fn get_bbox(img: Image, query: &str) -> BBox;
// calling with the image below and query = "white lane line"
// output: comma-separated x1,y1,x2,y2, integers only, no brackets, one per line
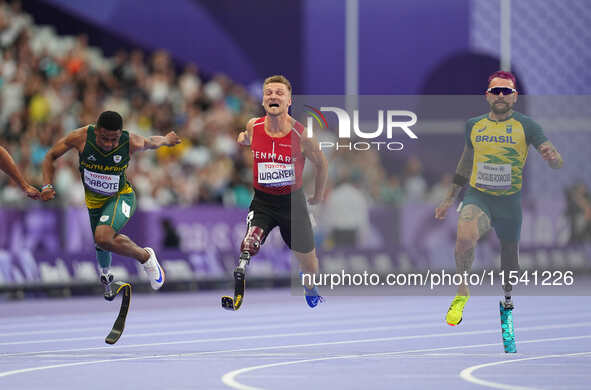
0,301,454,333
220,336,591,390
0,309,329,332
0,313,451,346
0,316,498,351
223,355,360,390
3,308,587,347
2,305,582,338
0,311,444,338
1,332,589,383
2,298,585,333
0,298,421,329
1,295,579,331
459,351,591,390
0,317,591,357
2,311,587,356
1,327,590,384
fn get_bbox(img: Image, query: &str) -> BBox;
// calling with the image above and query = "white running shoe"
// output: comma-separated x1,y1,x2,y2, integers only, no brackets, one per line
100,270,116,301
100,271,113,286
143,247,165,290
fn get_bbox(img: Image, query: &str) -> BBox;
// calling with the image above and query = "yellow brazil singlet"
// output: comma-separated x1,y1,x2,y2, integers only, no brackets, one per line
466,111,547,196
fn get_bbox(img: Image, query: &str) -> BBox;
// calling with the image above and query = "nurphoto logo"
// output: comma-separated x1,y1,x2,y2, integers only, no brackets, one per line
304,105,418,151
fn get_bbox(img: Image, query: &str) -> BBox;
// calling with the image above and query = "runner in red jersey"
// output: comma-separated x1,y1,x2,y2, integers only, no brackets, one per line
250,115,306,195
221,75,328,311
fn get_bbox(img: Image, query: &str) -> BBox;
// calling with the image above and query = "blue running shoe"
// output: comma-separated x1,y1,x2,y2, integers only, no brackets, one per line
304,286,324,308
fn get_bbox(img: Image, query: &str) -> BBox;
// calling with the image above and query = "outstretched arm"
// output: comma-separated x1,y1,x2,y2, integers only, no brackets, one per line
301,133,328,205
0,146,40,199
41,127,86,201
537,140,563,169
435,143,474,219
130,131,181,154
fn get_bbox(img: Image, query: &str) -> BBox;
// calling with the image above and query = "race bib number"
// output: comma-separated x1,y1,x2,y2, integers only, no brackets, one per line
257,162,295,187
475,163,512,190
84,169,120,195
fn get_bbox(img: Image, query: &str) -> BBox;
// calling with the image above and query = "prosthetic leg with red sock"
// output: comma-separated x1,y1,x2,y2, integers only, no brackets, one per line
222,226,265,311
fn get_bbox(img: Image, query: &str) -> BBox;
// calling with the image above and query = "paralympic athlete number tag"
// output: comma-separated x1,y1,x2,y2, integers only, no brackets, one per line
475,163,512,190
257,162,295,187
84,169,120,195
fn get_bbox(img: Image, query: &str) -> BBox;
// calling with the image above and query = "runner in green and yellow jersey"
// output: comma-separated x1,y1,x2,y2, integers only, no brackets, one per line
435,71,563,326
41,111,181,299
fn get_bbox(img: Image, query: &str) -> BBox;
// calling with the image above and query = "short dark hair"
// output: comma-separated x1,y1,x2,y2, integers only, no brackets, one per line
488,71,517,89
97,111,123,131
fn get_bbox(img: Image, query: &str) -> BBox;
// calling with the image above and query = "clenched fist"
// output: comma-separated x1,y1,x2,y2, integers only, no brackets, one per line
164,131,181,147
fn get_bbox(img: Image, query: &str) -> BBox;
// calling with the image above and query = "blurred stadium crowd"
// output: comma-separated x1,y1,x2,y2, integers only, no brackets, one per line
1,0,468,213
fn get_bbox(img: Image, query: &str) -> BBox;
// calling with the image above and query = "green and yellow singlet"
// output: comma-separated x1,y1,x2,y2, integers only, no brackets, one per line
466,111,547,196
78,125,133,209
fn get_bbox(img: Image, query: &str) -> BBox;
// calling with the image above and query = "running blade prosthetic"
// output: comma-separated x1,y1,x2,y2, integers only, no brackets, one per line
222,252,249,311
499,300,516,353
105,281,132,345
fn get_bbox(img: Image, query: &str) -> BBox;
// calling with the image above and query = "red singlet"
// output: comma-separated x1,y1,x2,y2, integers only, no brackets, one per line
251,116,305,195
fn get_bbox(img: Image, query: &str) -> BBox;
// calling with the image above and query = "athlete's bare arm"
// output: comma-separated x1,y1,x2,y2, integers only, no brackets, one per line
537,140,563,169
435,144,474,219
237,118,257,147
41,127,88,201
0,145,40,200
455,144,475,179
572,187,591,220
301,133,328,205
129,131,181,154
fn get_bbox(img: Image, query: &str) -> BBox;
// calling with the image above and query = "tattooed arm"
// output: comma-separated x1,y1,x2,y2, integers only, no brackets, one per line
449,144,474,199
435,144,474,219
537,140,563,169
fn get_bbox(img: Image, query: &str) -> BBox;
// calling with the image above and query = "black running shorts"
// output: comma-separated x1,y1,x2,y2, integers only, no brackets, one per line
247,188,315,253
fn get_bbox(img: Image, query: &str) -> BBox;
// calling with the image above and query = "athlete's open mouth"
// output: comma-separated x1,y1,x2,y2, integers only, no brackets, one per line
269,103,280,108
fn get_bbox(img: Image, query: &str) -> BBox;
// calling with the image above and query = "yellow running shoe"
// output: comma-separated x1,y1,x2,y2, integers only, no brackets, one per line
446,295,469,326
